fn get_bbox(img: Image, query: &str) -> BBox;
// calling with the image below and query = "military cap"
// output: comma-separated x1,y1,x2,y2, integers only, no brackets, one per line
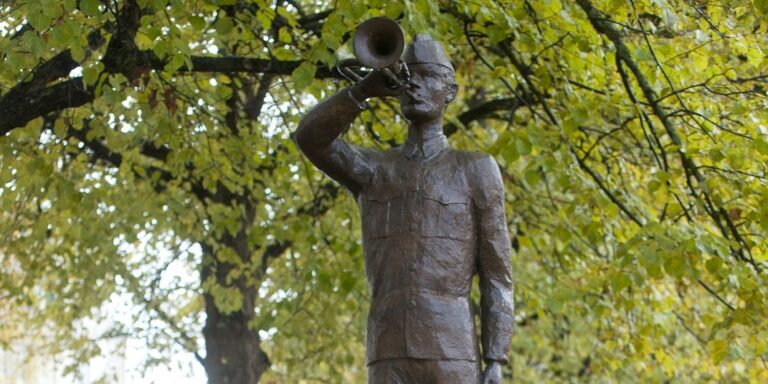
403,34,454,72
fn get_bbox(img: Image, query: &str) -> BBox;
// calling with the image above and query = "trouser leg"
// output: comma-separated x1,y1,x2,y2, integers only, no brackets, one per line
432,360,481,384
368,359,414,384
369,359,480,384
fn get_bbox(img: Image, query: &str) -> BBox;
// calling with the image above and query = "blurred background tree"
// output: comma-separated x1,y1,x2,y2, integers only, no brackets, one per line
1,0,767,382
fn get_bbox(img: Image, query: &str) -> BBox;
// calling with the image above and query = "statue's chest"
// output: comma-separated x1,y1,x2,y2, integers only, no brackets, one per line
359,156,474,242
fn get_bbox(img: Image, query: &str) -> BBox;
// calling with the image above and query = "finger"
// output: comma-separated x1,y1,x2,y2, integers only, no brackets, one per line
381,70,397,83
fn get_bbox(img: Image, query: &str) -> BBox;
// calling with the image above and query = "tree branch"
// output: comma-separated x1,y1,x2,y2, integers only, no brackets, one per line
0,1,339,137
575,0,760,272
181,56,341,78
0,79,94,136
444,96,532,137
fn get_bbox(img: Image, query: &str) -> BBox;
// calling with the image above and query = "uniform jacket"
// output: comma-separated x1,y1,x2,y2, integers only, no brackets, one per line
295,91,514,366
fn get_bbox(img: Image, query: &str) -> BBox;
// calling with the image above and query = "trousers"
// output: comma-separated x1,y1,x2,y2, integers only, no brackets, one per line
368,359,480,384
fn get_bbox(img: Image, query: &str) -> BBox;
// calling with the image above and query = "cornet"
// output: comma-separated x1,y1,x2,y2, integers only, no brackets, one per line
337,17,410,88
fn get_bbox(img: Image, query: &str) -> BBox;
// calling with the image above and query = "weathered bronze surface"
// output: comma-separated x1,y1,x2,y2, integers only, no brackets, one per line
295,31,513,384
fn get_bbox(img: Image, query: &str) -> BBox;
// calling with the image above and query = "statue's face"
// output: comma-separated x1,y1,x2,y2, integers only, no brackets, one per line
398,64,456,122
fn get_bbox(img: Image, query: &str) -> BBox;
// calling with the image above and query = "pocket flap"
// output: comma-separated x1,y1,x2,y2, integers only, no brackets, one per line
424,187,469,205
364,182,408,202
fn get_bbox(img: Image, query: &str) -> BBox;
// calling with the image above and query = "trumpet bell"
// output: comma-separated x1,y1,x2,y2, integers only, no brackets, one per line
353,17,405,69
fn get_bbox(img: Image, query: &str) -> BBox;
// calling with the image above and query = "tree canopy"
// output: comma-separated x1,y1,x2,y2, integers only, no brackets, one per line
1,0,767,382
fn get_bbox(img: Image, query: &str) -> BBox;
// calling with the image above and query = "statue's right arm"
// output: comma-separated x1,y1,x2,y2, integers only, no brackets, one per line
295,86,374,196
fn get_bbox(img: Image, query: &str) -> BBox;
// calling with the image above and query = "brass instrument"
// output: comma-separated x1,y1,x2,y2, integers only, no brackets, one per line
337,17,410,87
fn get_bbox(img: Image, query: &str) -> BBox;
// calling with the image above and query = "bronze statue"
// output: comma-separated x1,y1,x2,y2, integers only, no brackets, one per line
295,20,513,384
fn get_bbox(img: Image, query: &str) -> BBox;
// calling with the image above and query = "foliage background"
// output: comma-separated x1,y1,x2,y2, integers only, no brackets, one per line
1,0,767,382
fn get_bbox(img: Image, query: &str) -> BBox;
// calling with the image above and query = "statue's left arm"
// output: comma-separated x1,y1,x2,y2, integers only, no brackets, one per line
475,155,514,365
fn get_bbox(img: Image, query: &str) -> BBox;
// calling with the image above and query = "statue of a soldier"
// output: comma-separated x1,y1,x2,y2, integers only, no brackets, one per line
295,32,514,384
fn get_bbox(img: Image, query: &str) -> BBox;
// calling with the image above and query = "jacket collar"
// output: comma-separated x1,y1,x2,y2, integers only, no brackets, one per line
401,134,449,160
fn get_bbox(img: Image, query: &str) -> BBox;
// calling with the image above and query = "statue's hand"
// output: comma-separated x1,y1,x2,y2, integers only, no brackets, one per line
481,361,503,384
352,69,409,99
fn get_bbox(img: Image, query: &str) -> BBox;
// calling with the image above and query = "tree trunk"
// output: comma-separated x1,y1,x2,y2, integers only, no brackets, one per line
202,290,270,383
200,231,269,383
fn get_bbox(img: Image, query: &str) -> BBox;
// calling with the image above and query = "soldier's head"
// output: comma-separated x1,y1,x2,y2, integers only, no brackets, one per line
398,34,458,123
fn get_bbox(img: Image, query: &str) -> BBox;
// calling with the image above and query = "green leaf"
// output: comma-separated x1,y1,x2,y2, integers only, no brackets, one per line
63,0,76,11
27,10,52,31
153,40,170,58
562,117,578,135
211,284,244,314
80,0,100,16
278,27,292,44
276,6,297,27
134,33,154,50
754,138,768,155
256,10,273,30
52,22,75,45
570,107,589,124
708,338,729,364
515,136,532,156
189,16,206,31
164,54,186,73
214,16,235,35
22,34,46,58
83,67,101,85
384,2,405,19
756,0,768,14
70,43,85,62
524,168,541,186
705,257,723,274
292,62,316,90
610,272,632,292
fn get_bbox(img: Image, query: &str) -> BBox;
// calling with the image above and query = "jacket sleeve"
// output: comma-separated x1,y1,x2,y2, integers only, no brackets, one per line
294,88,374,195
474,155,514,363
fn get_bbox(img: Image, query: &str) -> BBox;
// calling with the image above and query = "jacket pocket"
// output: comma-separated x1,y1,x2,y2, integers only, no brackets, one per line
422,188,473,241
362,183,406,240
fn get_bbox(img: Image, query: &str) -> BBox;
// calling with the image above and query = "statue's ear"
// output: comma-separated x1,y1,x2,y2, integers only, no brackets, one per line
446,83,458,103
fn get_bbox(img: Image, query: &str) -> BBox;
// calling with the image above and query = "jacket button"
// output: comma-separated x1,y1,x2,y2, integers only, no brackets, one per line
409,300,416,308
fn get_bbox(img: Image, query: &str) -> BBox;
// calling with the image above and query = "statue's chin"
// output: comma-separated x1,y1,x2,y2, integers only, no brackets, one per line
401,105,440,123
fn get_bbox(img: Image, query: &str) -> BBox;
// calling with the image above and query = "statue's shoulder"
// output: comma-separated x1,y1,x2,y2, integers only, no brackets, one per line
446,149,502,189
446,148,497,169
348,144,395,162
376,146,405,161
